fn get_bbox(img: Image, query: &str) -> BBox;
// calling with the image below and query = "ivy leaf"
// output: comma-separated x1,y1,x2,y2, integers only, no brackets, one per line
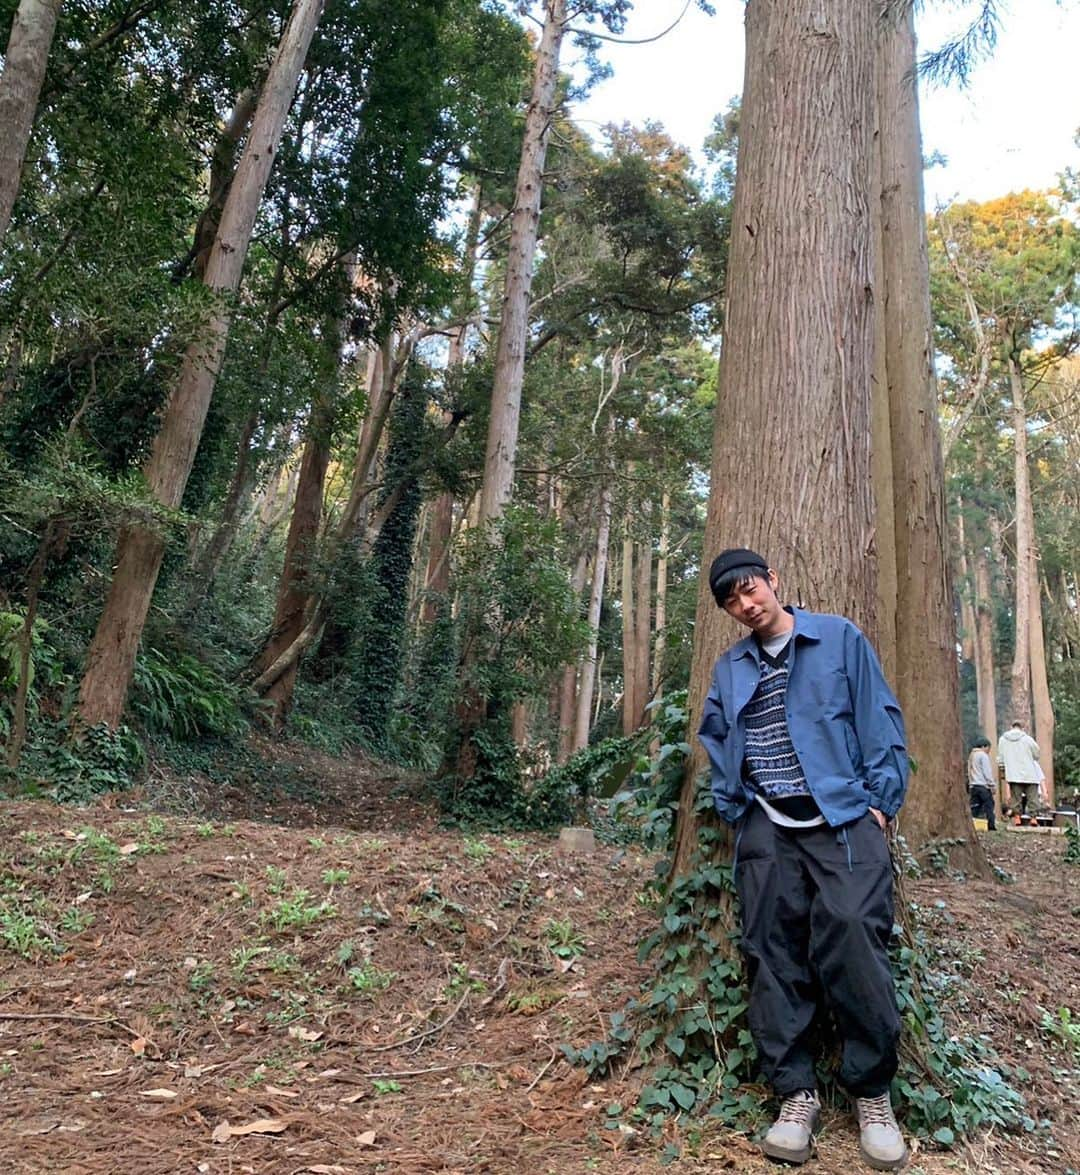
933,1126,955,1146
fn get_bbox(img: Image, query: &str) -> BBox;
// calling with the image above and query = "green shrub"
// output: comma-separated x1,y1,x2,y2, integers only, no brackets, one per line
131,646,248,738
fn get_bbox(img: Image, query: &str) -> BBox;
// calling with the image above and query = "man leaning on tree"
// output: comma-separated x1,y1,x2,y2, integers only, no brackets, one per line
698,548,909,1171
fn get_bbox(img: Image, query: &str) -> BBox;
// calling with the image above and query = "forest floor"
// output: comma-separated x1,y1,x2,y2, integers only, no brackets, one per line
0,740,1078,1175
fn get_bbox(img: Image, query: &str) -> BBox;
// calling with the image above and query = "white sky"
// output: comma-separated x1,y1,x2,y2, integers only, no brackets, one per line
571,1,1080,209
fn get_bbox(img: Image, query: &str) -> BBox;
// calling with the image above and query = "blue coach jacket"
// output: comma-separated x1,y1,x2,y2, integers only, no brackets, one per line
697,607,908,827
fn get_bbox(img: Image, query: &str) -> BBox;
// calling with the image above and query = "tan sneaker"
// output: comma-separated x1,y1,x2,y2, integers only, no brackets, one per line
762,1089,819,1164
854,1092,908,1170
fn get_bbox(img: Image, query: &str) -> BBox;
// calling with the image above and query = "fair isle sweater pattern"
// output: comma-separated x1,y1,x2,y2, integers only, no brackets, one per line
741,651,813,802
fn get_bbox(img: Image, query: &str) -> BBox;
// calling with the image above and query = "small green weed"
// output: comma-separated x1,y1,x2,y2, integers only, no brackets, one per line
265,866,288,894
544,918,586,959
463,836,492,863
196,823,216,838
59,906,94,934
372,1079,402,1095
443,963,486,999
347,963,396,997
0,904,52,957
262,890,334,932
321,868,350,887
188,962,216,992
1039,1005,1080,1062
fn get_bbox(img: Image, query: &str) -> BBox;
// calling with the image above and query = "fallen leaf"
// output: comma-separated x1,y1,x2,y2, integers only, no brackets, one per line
211,1117,289,1143
119,842,140,855
184,1065,203,1078
74,891,92,905
140,1088,177,1099
96,1068,124,1077
338,1090,366,1104
316,1068,340,1078
306,1167,350,1174
288,1026,322,1043
130,1038,147,1056
263,1085,298,1098
356,1131,376,1147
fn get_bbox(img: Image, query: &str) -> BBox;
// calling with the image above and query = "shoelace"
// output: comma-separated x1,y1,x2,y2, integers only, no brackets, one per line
857,1093,897,1128
777,1091,818,1126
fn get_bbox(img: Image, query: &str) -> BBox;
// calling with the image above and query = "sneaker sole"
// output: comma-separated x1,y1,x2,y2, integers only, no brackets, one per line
762,1138,813,1164
858,1141,909,1171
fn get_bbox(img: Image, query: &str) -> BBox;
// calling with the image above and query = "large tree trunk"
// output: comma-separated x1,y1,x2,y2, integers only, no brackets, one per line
76,0,325,728
1008,355,1033,728
573,475,613,753
673,0,878,885
476,0,566,522
254,392,334,727
0,0,62,242
877,0,986,872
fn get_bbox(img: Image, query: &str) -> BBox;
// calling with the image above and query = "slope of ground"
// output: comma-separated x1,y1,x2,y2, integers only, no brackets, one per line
0,752,1077,1174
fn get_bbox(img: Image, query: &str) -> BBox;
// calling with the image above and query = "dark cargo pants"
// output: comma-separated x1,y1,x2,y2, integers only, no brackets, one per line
733,802,900,1098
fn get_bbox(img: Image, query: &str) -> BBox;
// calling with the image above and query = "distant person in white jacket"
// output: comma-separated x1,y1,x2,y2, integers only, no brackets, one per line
998,722,1042,816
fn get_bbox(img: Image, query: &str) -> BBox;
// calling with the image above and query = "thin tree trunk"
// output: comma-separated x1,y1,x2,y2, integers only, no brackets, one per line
178,86,260,282
956,506,975,662
476,0,566,522
973,540,997,749
254,390,334,727
652,490,670,702
76,0,326,728
877,0,986,872
620,525,637,737
556,550,589,763
1008,354,1033,729
574,476,613,753
1026,518,1055,805
0,0,62,243
673,0,878,887
634,521,652,725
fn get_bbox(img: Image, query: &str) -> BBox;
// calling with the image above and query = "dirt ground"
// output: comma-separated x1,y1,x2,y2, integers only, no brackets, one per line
0,744,1078,1175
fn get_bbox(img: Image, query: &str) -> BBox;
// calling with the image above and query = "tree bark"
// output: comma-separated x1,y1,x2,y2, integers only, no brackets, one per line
573,471,613,753
254,392,334,727
877,0,986,872
972,539,997,750
652,490,670,702
620,526,637,737
1026,521,1055,804
0,0,62,242
1007,354,1033,729
476,0,566,522
556,550,589,763
673,0,878,885
634,523,652,725
76,0,326,727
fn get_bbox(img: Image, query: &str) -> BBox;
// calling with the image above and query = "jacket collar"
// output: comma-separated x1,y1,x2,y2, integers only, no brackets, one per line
732,606,822,663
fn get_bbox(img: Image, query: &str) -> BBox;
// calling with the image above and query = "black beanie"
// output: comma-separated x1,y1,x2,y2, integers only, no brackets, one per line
708,548,768,603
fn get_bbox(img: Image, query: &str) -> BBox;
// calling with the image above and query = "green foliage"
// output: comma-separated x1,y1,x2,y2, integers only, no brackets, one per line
131,647,248,739
440,506,590,826
534,735,636,826
1064,824,1080,865
20,720,146,804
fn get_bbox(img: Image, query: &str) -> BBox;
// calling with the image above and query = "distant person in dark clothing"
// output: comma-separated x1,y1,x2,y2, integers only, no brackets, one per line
967,736,997,831
698,549,908,1171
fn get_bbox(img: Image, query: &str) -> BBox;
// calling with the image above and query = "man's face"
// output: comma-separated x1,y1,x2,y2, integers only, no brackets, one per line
722,569,786,635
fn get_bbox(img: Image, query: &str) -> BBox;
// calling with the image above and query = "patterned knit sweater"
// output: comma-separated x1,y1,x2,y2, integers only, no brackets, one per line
742,641,822,823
